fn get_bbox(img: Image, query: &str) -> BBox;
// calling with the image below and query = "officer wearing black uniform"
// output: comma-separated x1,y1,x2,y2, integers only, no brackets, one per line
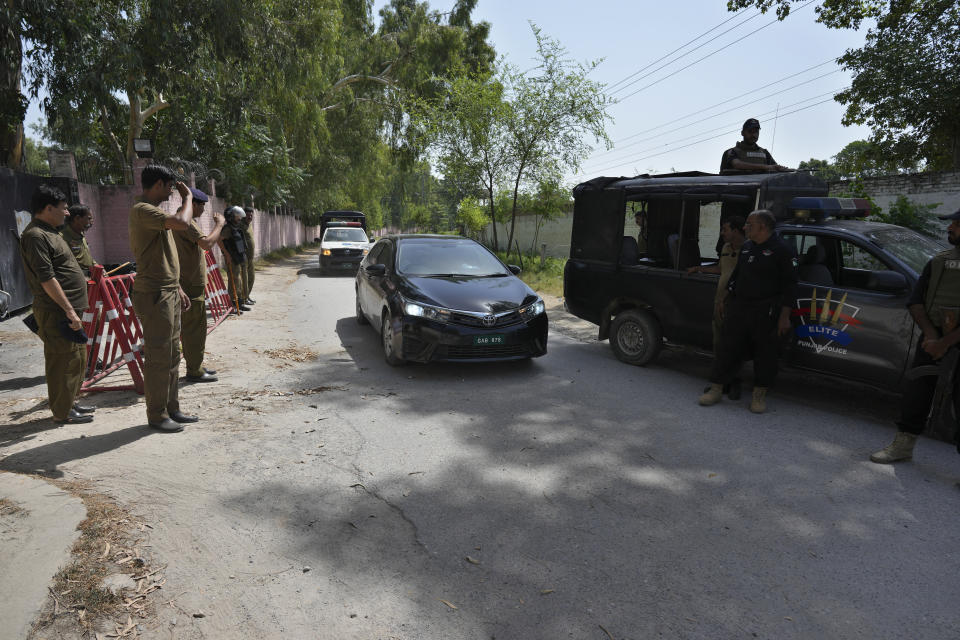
699,209,797,413
871,208,960,464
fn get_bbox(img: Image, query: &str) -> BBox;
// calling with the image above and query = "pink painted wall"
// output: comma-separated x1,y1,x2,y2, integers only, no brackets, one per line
78,176,320,266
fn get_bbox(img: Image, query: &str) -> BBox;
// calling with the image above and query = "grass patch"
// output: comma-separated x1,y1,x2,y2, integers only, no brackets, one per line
257,243,310,265
495,251,566,298
31,479,165,637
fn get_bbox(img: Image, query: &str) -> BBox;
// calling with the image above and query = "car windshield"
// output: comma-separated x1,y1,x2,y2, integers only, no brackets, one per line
323,228,368,242
397,239,509,277
864,227,946,274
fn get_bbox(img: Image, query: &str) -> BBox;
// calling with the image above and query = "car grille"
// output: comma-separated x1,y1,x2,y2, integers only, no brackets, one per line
330,248,363,257
443,344,531,359
449,309,523,328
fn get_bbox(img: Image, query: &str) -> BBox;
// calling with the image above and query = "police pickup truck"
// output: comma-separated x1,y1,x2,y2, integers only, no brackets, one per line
319,212,371,273
563,171,946,393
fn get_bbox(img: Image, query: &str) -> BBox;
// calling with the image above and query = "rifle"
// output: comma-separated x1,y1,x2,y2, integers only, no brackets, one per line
905,347,960,450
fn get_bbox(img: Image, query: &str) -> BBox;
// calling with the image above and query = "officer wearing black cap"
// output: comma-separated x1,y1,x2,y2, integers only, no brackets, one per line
720,119,789,174
699,209,798,413
871,208,960,464
172,187,225,383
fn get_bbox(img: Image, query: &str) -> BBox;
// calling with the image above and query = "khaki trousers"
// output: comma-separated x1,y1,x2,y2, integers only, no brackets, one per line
227,260,248,306
244,252,255,298
180,290,207,377
34,306,86,421
133,288,181,423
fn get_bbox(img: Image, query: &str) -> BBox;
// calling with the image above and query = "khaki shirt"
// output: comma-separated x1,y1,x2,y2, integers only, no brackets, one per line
19,219,89,313
172,221,208,295
129,199,180,292
241,223,255,255
715,242,739,306
60,224,95,274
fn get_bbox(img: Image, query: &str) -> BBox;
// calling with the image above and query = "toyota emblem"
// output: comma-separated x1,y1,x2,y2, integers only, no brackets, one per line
482,314,496,327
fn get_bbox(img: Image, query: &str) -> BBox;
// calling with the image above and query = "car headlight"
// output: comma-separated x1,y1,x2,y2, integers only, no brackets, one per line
322,249,331,256
363,248,369,255
403,300,451,323
519,299,545,321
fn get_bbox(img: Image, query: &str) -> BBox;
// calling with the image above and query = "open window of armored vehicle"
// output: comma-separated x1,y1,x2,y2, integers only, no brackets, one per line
570,171,829,270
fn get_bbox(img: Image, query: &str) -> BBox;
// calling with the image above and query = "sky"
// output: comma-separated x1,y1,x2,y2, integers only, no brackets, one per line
374,0,873,182
25,0,873,184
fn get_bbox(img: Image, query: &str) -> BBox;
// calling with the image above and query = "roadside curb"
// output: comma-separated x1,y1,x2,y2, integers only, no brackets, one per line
540,293,598,343
0,471,86,640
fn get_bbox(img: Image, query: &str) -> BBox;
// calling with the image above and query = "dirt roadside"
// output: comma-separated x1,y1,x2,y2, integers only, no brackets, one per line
0,254,598,639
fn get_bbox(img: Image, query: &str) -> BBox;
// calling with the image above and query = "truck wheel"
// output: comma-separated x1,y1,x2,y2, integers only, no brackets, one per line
609,309,662,366
381,313,405,366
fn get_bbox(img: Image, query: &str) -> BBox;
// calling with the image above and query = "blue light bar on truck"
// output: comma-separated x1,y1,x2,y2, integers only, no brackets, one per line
787,197,871,222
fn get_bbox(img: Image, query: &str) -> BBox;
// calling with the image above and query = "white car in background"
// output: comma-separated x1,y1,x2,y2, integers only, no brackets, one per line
319,223,371,273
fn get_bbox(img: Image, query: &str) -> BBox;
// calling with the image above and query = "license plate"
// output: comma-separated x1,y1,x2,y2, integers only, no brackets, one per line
473,334,504,346
340,262,354,268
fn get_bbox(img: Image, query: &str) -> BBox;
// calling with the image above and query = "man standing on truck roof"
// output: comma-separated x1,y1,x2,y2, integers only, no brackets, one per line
719,119,789,174
699,210,797,413
870,209,960,464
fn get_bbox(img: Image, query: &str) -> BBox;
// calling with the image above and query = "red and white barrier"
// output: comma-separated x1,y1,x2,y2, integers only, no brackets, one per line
204,251,233,332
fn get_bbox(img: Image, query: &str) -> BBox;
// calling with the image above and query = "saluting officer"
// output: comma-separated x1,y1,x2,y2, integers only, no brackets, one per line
19,184,94,424
60,204,99,277
241,207,256,306
871,208,960,464
129,165,198,432
172,187,226,383
699,209,798,413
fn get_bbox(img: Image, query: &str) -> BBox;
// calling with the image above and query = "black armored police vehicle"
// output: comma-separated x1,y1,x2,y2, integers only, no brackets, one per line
563,171,946,394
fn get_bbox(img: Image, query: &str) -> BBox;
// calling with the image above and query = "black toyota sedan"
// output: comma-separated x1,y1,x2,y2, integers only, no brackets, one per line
355,235,548,364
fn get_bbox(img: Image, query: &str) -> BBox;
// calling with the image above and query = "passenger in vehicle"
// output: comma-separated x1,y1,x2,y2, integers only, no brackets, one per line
698,210,797,413
871,209,960,465
719,119,789,174
634,209,647,255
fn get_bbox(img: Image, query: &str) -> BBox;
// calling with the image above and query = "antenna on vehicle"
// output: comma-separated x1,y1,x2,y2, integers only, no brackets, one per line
770,102,780,151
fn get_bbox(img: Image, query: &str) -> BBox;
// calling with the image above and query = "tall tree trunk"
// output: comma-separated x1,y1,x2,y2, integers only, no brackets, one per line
486,181,499,251
123,89,170,183
1,10,24,169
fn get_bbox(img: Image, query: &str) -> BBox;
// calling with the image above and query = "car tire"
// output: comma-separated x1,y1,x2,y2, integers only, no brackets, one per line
356,291,368,325
381,313,405,366
609,309,662,366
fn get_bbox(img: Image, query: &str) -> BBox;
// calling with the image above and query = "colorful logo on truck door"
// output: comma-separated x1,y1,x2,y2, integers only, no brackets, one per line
793,288,863,355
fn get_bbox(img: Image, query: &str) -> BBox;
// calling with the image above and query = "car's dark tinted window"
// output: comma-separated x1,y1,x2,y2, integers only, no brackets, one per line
396,239,508,276
367,240,386,264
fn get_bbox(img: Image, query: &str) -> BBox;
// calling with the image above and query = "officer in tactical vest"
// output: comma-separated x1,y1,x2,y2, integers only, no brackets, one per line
19,184,94,424
720,118,789,174
129,165,198,432
60,204,99,277
219,206,249,313
871,208,960,463
172,187,226,383
241,207,256,306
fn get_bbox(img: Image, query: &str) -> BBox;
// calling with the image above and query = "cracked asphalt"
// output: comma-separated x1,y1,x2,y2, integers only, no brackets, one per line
2,252,960,639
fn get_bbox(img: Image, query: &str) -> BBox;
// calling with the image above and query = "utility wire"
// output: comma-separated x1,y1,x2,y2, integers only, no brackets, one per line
581,89,845,170
606,9,762,94
609,57,839,146
577,96,837,177
592,72,842,162
615,0,817,103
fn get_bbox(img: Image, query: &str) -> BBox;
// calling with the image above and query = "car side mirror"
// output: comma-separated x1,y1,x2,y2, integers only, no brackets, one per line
365,264,387,276
867,270,907,292
508,264,522,275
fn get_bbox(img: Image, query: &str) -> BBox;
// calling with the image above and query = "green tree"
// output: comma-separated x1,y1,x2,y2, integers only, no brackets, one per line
726,0,960,171
501,26,611,252
456,196,488,237
870,195,941,237
797,158,841,182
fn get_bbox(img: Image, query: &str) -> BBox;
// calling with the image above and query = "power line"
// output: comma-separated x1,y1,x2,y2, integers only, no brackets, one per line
576,96,838,177
615,0,817,103
592,71,842,162
581,89,845,170
606,9,762,94
609,57,839,146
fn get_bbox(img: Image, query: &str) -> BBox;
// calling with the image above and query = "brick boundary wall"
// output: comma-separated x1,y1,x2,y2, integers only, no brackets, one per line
828,171,960,217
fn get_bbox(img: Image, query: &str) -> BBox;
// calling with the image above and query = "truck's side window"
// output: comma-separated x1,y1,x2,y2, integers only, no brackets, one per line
838,239,896,291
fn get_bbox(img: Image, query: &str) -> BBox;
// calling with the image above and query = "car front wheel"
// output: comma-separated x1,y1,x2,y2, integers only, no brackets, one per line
381,313,405,366
609,309,662,366
356,290,368,325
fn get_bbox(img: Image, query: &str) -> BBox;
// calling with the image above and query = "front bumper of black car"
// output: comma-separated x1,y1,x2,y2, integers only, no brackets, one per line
392,313,548,363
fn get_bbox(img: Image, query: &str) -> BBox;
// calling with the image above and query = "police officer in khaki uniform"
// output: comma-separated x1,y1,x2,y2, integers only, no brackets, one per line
129,165,198,432
60,204,99,277
19,184,94,424
172,187,225,383
720,119,790,174
241,207,256,306
871,209,960,463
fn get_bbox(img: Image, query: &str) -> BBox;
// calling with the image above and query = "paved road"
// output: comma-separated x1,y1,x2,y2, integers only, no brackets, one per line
2,254,960,639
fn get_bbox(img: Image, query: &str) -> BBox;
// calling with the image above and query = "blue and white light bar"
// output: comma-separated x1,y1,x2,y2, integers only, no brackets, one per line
788,197,871,221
